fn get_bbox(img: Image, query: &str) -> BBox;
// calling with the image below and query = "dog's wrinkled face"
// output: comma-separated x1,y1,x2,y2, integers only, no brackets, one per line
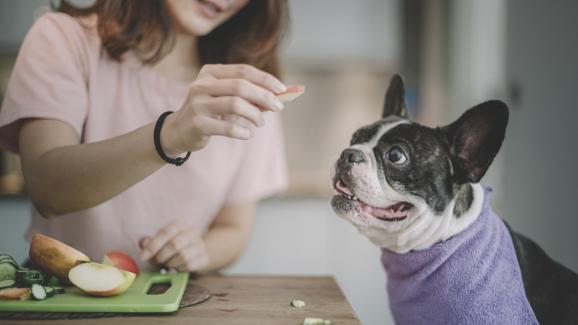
332,118,453,226
331,75,509,252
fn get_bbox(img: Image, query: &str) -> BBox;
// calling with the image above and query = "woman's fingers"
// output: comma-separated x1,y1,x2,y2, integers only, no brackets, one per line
152,230,191,264
167,63,286,152
195,78,283,112
140,219,184,261
206,96,264,127
139,237,152,249
140,220,208,271
196,115,253,140
165,242,209,272
199,64,286,95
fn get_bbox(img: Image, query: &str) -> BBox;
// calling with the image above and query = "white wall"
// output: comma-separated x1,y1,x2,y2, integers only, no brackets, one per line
283,0,401,66
447,0,508,210
501,0,578,272
447,0,578,274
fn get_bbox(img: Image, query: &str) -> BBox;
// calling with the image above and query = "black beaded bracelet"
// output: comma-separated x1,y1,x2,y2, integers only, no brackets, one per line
153,111,191,166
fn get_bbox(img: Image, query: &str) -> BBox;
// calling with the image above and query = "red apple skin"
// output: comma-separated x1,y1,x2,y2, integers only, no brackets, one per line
102,251,140,275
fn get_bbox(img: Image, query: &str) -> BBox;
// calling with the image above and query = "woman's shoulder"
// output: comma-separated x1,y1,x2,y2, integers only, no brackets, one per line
30,12,100,52
23,12,102,76
35,11,98,31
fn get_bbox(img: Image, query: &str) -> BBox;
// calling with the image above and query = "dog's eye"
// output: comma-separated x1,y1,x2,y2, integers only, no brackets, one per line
387,146,407,165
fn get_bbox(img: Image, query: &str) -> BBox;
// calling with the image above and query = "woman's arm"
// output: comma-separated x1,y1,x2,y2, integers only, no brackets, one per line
201,202,255,272
18,64,285,218
139,202,256,273
19,118,166,218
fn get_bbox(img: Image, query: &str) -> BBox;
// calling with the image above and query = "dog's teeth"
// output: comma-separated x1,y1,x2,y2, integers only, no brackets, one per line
352,196,357,201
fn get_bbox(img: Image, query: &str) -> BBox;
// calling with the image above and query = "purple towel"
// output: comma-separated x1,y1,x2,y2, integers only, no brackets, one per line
381,188,538,324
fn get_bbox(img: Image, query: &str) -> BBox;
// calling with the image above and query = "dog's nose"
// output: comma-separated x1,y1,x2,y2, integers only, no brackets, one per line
341,148,366,164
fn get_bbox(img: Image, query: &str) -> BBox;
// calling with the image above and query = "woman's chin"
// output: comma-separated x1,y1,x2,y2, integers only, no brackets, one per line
175,18,217,37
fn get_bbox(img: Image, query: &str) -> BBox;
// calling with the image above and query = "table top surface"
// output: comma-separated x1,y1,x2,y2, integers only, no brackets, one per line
3,275,361,325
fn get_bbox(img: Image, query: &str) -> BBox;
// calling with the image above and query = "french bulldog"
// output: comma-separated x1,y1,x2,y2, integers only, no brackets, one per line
331,74,578,324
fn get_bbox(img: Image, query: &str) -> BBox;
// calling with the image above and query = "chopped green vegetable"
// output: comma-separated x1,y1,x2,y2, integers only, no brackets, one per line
0,255,18,266
291,299,306,308
0,255,64,301
302,318,332,325
46,276,62,287
0,262,17,281
51,286,66,294
0,279,15,289
31,284,46,300
44,286,56,297
16,269,44,286
0,254,15,261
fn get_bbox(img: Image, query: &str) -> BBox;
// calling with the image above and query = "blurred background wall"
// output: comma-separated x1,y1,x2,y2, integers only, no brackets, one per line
1,1,577,324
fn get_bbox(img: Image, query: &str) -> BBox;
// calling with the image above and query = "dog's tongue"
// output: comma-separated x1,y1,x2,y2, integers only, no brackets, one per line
360,202,409,219
336,180,353,196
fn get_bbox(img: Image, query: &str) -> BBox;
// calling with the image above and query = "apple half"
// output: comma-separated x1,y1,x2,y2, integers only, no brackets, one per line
69,262,136,297
103,251,140,275
29,233,90,281
0,287,31,300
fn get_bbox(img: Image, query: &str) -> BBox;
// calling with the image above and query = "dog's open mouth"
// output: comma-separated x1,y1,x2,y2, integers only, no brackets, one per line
334,179,413,222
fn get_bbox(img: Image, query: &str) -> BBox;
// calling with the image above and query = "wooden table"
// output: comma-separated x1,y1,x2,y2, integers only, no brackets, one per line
4,275,360,325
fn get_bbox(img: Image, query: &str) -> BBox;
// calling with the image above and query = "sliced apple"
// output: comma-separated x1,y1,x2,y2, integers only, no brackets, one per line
276,84,305,102
69,262,135,297
103,251,140,275
0,287,31,300
29,233,90,281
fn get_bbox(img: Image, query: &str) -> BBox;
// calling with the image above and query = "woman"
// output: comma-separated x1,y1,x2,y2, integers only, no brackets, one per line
0,0,289,273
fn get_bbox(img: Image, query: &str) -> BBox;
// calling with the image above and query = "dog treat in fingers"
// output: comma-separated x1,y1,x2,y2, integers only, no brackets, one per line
276,85,305,102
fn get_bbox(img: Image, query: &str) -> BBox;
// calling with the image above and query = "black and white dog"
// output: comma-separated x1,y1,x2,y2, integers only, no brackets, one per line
331,75,578,324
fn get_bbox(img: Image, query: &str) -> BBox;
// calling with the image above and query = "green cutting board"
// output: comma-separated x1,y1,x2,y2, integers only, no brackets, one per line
0,271,189,313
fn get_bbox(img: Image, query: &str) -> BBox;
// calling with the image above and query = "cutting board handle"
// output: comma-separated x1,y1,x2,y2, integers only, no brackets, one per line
143,274,189,296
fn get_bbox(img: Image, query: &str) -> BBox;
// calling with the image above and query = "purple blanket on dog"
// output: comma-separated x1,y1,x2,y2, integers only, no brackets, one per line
381,188,538,324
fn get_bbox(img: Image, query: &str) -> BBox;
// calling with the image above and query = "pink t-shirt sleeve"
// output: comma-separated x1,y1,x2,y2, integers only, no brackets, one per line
0,13,89,152
224,112,289,205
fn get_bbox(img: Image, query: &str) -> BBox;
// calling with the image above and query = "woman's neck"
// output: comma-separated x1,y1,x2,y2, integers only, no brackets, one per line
151,32,200,83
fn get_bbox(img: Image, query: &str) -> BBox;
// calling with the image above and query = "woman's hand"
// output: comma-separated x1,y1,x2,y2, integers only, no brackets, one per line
140,219,210,272
161,64,287,156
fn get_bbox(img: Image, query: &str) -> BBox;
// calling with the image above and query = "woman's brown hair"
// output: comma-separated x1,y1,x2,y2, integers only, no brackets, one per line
57,0,289,77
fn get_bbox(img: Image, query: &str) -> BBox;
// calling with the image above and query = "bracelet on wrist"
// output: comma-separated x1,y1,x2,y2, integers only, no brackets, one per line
153,111,191,166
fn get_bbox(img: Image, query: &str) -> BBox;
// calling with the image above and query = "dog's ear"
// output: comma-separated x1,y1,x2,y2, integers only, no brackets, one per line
442,100,509,184
383,74,409,119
